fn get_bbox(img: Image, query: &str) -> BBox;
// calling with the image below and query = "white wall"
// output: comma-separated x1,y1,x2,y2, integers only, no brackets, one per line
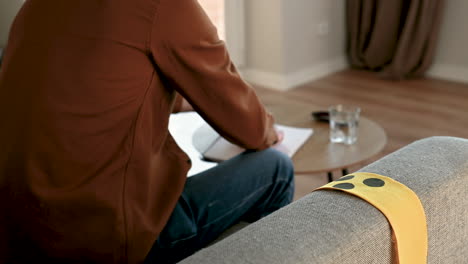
0,0,23,48
428,0,468,84
282,0,345,74
244,0,285,75
242,0,347,91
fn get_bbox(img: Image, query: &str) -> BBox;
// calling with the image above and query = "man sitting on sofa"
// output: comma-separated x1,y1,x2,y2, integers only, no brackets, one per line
0,0,294,263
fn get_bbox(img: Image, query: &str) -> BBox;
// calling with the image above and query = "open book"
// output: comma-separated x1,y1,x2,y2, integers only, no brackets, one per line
169,112,217,176
169,112,313,176
197,123,313,162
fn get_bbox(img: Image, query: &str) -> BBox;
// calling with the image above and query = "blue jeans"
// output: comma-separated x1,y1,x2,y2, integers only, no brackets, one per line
144,148,295,263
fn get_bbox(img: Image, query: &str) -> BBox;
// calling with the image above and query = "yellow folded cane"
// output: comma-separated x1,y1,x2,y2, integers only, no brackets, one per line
315,172,427,264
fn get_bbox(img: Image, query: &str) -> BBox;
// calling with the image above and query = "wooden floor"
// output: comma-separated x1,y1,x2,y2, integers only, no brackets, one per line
253,69,468,200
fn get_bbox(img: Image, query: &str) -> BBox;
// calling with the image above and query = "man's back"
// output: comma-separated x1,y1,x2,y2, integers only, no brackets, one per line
0,1,188,262
0,0,277,262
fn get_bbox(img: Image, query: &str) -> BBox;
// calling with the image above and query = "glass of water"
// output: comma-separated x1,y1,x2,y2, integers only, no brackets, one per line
328,105,361,145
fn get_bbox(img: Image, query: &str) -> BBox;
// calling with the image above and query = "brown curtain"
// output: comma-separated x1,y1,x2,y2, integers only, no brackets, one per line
347,0,445,79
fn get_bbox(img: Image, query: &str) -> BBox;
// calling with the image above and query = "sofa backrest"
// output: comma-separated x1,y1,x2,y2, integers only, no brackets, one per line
180,137,468,264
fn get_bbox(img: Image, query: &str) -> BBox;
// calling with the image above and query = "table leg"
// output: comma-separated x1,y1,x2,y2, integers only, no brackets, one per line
342,168,349,176
327,172,333,182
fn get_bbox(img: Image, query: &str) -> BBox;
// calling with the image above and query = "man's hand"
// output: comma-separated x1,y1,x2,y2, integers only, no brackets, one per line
274,129,284,146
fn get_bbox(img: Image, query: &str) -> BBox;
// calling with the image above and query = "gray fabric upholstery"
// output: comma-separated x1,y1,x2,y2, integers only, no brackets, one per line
180,136,468,264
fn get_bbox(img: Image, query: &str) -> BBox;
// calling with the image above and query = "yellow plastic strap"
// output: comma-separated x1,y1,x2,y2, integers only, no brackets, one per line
315,172,427,264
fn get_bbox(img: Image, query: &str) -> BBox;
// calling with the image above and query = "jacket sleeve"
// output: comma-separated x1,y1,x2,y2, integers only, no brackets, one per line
171,93,184,113
150,0,277,150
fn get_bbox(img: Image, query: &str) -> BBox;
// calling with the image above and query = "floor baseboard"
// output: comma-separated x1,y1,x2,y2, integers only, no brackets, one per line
427,63,468,84
242,57,347,91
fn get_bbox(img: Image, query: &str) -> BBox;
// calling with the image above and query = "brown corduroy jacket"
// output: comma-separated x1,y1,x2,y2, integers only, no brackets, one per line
0,0,277,263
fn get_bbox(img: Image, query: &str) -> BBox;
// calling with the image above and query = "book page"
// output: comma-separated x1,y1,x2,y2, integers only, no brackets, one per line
169,112,217,176
273,124,314,157
203,124,313,161
202,137,245,162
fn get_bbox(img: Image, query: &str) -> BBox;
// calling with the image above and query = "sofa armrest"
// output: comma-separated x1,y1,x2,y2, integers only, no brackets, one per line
180,137,468,264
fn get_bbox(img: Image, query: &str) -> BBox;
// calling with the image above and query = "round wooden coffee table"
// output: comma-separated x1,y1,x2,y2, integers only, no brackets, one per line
290,117,386,178
191,98,387,182
262,98,387,181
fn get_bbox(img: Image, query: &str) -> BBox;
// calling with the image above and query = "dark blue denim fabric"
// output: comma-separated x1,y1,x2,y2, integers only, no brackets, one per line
145,148,295,264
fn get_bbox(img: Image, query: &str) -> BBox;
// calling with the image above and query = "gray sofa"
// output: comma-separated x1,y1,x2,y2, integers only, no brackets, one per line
180,136,468,264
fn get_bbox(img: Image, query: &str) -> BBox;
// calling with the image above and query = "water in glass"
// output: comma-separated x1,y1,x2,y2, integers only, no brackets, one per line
329,105,360,145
